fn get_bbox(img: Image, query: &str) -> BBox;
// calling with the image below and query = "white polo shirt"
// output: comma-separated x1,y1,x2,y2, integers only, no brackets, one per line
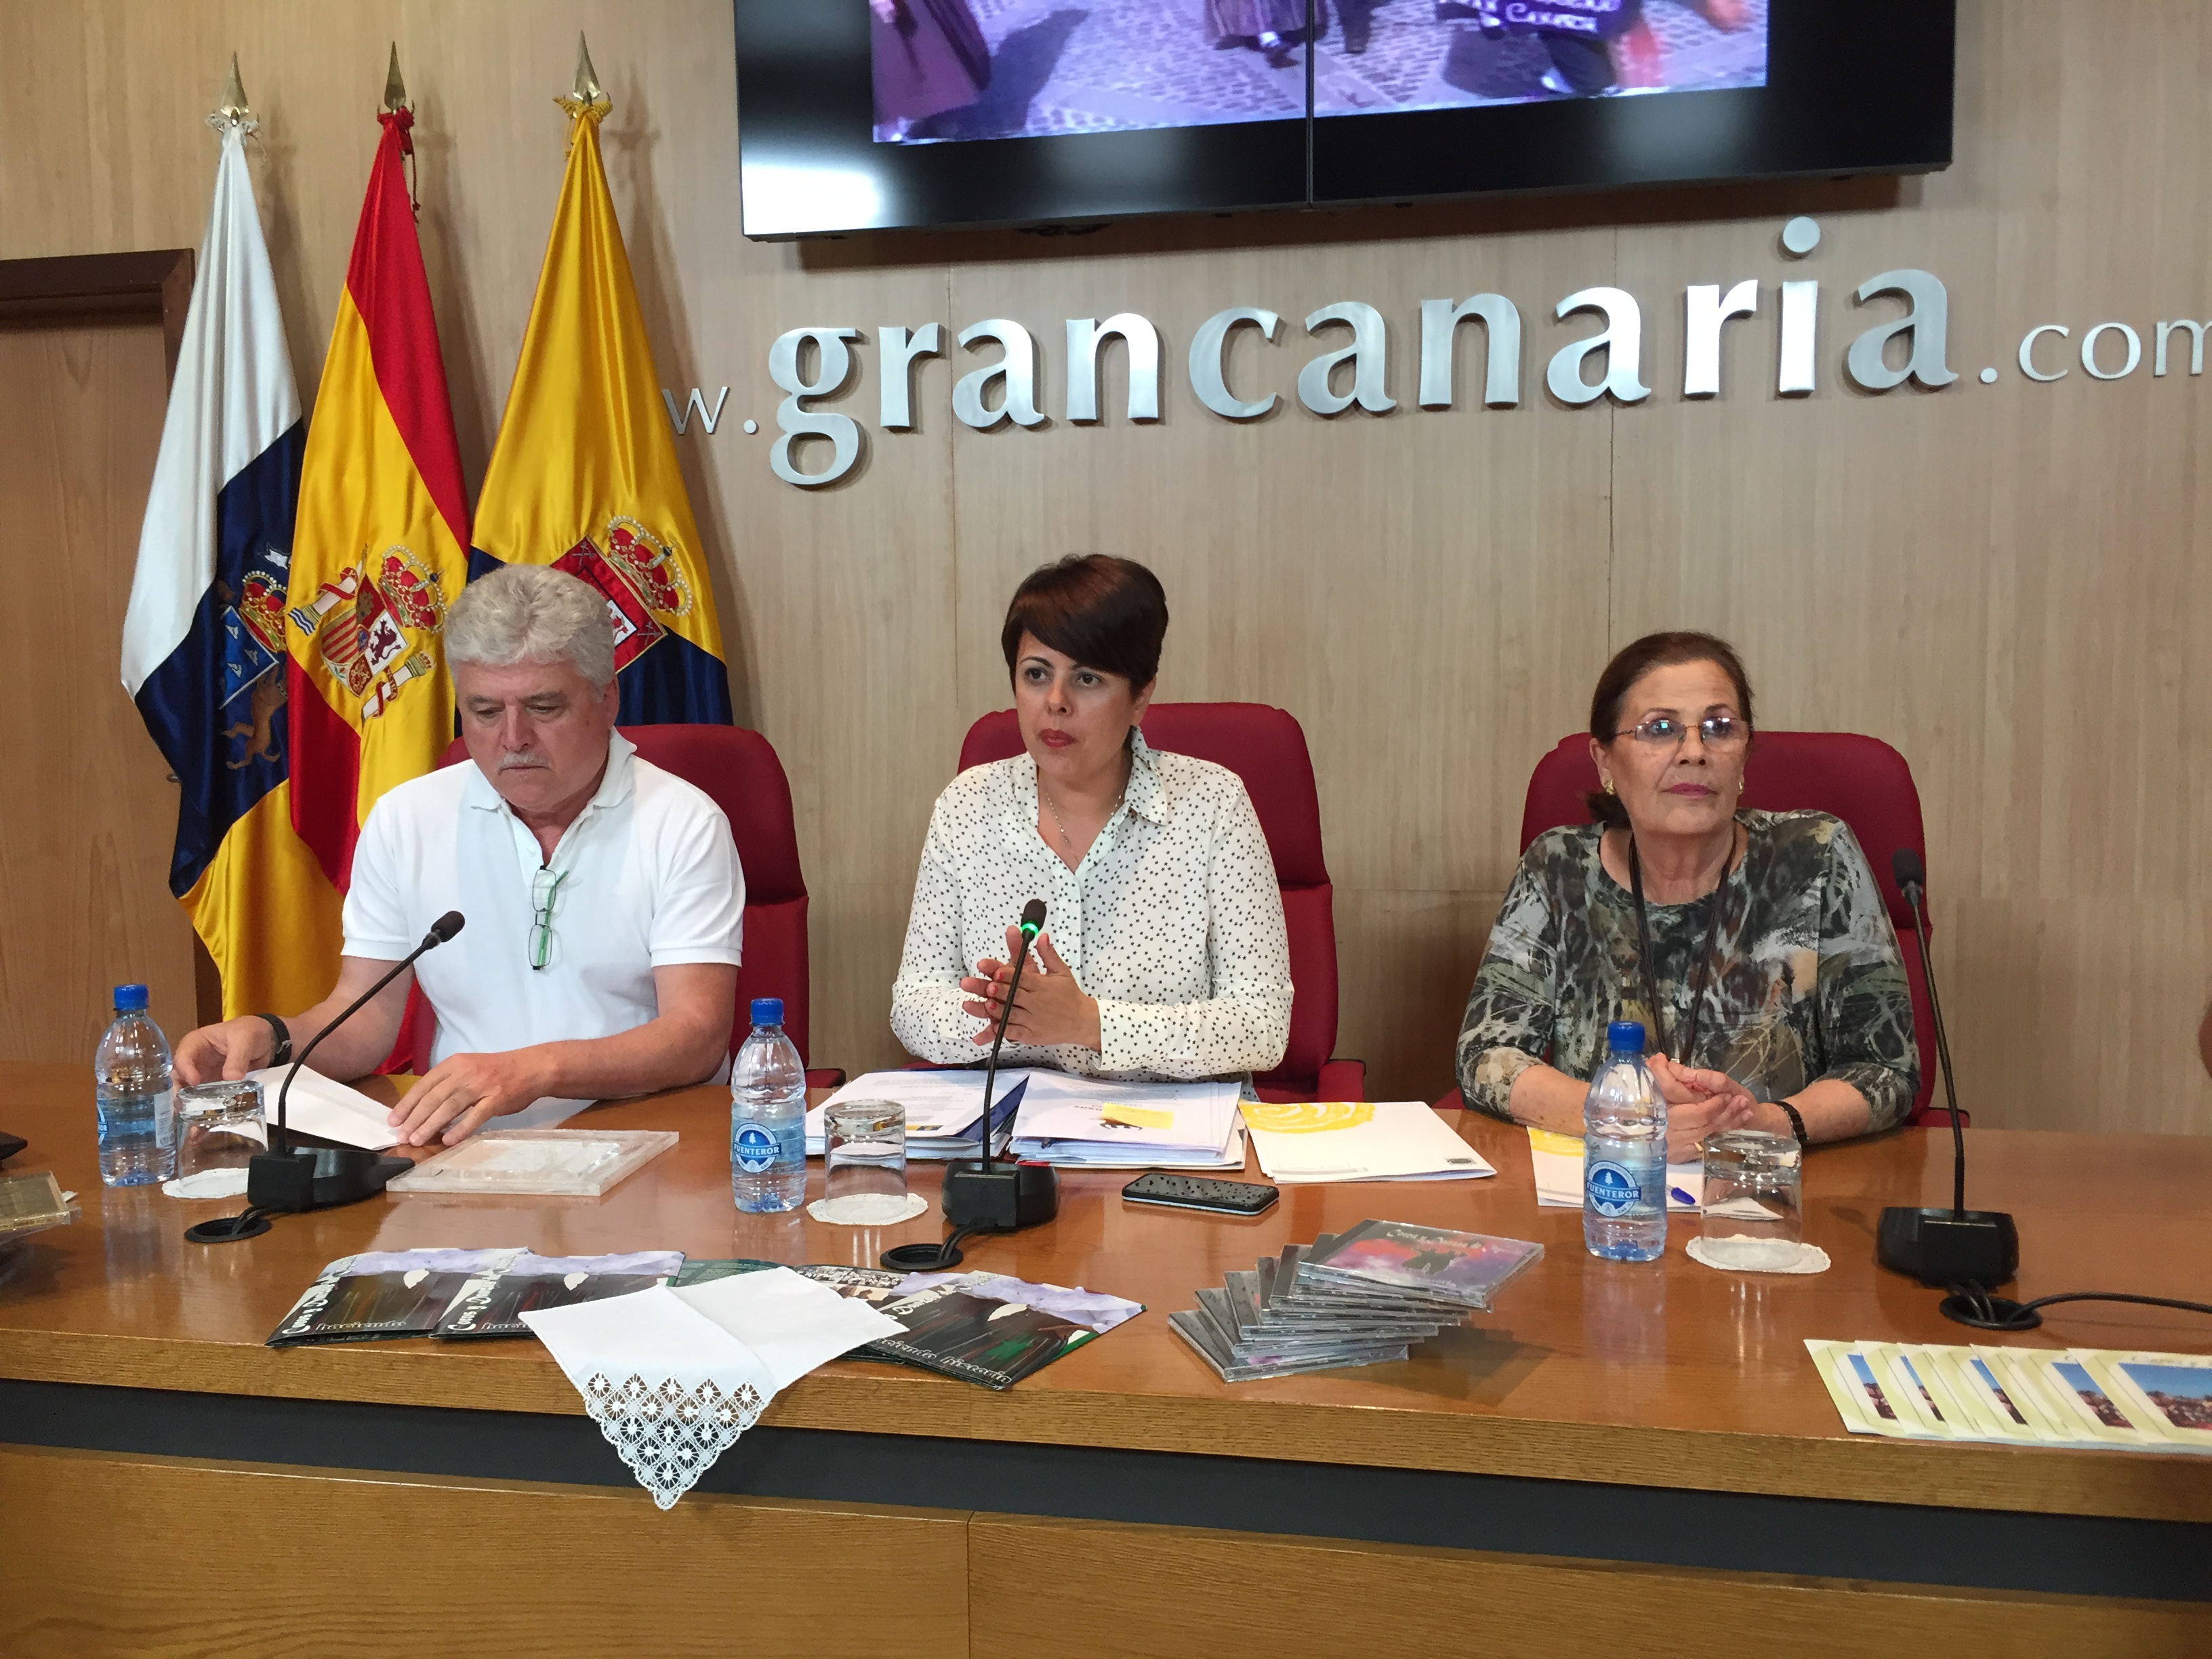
343,732,745,1125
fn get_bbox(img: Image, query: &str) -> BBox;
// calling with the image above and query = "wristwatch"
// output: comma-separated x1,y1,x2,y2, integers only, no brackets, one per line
1776,1100,1809,1149
255,1012,293,1067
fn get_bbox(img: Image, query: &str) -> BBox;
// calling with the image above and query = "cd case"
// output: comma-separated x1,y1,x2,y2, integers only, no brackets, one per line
0,1171,79,1243
386,1128,678,1197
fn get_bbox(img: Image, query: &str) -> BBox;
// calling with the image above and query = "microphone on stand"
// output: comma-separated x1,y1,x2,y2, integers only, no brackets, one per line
187,911,466,1245
883,899,1059,1270
1875,852,2020,1320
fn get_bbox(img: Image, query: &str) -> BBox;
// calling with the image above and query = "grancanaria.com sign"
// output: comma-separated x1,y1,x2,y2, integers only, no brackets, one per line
657,218,2207,489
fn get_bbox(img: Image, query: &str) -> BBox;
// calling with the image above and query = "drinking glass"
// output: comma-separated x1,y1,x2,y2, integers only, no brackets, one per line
1699,1129,1802,1269
176,1080,266,1179
817,1100,909,1225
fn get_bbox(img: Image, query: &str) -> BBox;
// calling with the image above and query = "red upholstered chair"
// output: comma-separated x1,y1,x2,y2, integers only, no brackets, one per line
378,725,841,1088
1437,732,1951,1126
956,704,1364,1103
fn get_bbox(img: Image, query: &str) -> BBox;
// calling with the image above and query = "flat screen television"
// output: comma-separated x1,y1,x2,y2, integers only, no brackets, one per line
733,1,1954,239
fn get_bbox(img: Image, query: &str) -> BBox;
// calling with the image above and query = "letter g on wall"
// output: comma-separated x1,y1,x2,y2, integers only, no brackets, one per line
769,327,863,488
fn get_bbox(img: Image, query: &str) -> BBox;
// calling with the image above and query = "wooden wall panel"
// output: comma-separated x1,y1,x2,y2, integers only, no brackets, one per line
1,0,2207,1126
0,1444,970,1659
970,1514,2212,1659
0,323,194,1060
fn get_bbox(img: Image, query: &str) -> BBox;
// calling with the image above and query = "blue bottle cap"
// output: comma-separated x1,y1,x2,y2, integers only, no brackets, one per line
1606,1020,1645,1052
114,983,149,1013
750,997,784,1027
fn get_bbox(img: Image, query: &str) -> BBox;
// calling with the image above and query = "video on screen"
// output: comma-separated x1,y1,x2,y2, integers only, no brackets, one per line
868,0,1769,144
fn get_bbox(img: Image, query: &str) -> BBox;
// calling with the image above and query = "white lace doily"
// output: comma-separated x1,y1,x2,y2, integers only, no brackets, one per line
581,1372,764,1509
523,1271,903,1508
1686,1235,1831,1275
807,1192,929,1226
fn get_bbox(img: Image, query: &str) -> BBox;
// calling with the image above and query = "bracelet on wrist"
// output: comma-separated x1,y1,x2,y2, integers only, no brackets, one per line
255,1012,293,1067
1775,1099,1809,1149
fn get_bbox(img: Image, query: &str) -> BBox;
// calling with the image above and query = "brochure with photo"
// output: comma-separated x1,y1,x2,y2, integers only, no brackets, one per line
2100,1353,2212,1450
267,1248,519,1347
798,1265,1141,1390
434,1250,684,1340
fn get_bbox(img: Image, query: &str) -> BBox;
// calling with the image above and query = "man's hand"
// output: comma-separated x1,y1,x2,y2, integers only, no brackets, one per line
959,928,1103,1052
388,1050,550,1146
174,1017,275,1085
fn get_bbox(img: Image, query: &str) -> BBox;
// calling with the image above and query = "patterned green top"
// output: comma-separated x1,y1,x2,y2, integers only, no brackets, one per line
1455,810,1919,1132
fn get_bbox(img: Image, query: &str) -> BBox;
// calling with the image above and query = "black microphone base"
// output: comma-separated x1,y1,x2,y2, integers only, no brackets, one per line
1877,1206,2019,1288
247,1147,413,1214
941,1159,1059,1232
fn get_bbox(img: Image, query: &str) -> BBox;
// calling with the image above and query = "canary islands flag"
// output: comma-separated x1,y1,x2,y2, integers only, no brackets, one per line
121,104,343,1017
470,81,731,724
286,107,472,888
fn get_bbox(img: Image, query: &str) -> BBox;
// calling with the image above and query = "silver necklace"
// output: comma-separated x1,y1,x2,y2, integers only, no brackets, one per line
1040,780,1125,848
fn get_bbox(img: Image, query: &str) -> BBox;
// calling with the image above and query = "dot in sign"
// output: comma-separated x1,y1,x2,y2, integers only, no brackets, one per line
1979,367,1999,384
1780,216,1820,257
743,419,759,434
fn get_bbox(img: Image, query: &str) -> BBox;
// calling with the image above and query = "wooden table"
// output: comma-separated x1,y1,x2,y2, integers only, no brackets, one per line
1,1061,2206,1657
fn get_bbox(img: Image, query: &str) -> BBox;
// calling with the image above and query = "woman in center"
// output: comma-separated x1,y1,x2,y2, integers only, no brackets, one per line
891,555,1293,1082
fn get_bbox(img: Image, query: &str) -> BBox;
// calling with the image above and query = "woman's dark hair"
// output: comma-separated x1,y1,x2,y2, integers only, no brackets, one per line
1584,631,1755,828
1000,555,1169,690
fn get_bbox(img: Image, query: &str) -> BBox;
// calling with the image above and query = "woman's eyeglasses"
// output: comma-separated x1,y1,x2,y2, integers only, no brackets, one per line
1616,715,1748,749
529,867,569,970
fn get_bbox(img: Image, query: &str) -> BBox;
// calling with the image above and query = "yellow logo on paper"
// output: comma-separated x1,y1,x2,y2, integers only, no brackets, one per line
1243,1103,1374,1134
1101,1103,1175,1130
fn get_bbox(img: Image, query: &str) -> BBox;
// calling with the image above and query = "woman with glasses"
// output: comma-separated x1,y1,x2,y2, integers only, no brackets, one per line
1455,632,1917,1155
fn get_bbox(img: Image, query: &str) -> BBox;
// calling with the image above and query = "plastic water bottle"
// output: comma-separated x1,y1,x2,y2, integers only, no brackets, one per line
1583,1019,1667,1261
731,997,807,1213
94,984,176,1187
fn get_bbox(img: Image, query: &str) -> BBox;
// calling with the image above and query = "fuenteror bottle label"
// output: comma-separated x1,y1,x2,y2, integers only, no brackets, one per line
733,1122,778,1174
1586,1161,1642,1217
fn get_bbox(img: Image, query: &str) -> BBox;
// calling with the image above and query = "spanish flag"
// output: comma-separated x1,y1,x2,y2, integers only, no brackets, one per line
286,104,472,888
469,58,732,724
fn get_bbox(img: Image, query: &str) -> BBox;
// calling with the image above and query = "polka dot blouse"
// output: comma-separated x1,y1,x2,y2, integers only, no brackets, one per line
890,729,1293,1080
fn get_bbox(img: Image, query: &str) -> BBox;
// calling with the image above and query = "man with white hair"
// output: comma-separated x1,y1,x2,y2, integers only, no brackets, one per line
176,566,745,1145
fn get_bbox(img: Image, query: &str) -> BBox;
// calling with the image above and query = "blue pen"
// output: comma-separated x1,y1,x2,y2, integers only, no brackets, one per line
1668,1186,1697,1207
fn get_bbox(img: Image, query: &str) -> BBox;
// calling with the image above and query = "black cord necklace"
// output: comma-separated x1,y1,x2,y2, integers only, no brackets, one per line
1626,825,1737,1063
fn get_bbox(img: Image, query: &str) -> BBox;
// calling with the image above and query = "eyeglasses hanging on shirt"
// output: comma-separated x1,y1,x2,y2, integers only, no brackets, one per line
529,866,569,970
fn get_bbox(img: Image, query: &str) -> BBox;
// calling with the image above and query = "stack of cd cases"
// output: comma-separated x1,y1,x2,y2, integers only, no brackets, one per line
1170,1220,1545,1383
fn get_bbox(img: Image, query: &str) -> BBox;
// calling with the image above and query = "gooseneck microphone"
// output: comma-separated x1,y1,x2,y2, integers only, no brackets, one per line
273,909,465,1155
882,899,1059,1271
1875,852,2021,1318
976,899,1048,1176
187,911,465,1246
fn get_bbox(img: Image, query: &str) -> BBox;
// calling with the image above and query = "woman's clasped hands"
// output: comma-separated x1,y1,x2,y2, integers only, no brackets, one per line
1647,1053,1759,1161
959,925,1103,1053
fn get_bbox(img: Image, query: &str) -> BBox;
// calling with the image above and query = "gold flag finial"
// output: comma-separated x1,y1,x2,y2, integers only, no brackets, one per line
209,53,258,134
383,43,411,113
558,33,611,121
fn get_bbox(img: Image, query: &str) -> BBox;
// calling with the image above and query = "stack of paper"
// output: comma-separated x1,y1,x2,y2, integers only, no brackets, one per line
1807,1339,2212,1453
1246,1102,1495,1185
1527,1127,1703,1210
804,1069,1030,1160
1008,1072,1245,1169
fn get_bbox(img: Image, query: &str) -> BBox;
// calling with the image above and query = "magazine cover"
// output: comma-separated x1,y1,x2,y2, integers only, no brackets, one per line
672,1258,784,1287
798,1265,1137,1389
266,1248,518,1347
868,1285,1097,1391
434,1250,684,1340
1299,1221,1544,1310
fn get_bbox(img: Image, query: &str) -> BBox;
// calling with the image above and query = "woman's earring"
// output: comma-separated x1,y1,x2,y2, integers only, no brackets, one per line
1602,779,1617,796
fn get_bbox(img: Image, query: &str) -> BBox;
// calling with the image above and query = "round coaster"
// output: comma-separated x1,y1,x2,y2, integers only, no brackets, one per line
1685,1235,1830,1275
163,1168,251,1200
806,1192,928,1227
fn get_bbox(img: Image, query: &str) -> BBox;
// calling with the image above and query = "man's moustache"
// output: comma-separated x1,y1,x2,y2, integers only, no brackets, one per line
497,752,550,771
